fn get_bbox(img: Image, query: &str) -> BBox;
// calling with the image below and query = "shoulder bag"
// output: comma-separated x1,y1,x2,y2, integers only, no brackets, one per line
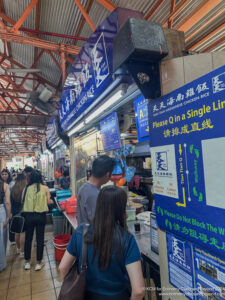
58,225,88,300
9,186,28,234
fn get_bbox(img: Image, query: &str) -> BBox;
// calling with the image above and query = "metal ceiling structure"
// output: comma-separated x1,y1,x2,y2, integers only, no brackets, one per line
0,0,225,156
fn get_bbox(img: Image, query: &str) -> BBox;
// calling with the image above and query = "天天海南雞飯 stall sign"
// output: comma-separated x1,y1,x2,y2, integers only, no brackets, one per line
100,112,121,152
166,232,195,300
134,95,149,142
46,116,59,147
148,64,225,258
58,8,142,133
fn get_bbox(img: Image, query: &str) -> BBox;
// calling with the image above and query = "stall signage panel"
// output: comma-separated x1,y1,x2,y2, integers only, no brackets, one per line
58,10,118,132
149,64,225,257
134,95,149,142
100,112,121,152
46,116,59,147
167,232,195,299
194,246,225,299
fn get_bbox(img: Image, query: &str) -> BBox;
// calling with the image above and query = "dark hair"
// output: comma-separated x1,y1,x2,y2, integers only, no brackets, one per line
91,155,115,178
24,166,33,173
1,169,12,184
28,170,43,192
11,174,26,202
63,168,69,177
88,186,127,270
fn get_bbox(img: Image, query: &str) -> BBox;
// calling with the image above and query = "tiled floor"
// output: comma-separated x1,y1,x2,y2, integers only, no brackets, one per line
0,225,62,300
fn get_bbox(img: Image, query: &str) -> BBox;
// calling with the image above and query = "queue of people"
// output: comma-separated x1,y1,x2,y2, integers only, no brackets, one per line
59,155,145,300
0,167,53,272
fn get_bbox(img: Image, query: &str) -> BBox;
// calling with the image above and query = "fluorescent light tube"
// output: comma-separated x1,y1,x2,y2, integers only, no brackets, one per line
85,90,123,123
68,122,85,137
51,139,63,149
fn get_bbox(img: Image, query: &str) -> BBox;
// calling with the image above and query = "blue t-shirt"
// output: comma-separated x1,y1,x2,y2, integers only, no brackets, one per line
67,224,141,296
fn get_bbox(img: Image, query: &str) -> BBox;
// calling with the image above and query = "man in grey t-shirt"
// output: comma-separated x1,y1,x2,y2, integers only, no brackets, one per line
76,155,115,225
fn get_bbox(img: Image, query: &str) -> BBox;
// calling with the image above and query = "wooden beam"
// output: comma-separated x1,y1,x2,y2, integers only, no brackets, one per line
74,0,96,32
145,0,164,20
189,21,225,51
162,0,190,26
177,0,222,32
96,0,116,12
12,0,39,32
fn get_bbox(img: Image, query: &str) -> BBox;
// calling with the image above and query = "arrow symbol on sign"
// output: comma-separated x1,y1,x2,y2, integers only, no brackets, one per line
179,144,182,155
184,143,191,202
176,187,187,207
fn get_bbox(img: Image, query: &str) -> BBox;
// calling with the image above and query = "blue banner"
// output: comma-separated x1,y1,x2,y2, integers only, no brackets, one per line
134,95,149,142
149,64,225,257
194,246,225,299
100,112,121,152
58,10,118,132
46,116,59,147
167,232,195,299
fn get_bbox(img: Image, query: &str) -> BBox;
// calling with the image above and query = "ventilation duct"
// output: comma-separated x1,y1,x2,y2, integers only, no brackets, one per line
28,92,57,115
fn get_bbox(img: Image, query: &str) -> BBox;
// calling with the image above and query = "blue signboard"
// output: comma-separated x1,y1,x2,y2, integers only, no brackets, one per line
194,246,225,299
100,112,121,152
167,232,195,299
46,116,59,147
134,95,149,142
149,64,225,258
58,11,118,132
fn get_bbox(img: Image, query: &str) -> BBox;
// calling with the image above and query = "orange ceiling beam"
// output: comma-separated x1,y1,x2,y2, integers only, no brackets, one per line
61,46,66,86
12,0,39,32
18,48,44,89
202,35,225,52
163,0,190,26
185,6,225,42
96,0,116,12
168,0,176,28
74,0,96,32
73,0,94,46
189,21,225,51
46,50,61,71
33,0,41,88
0,26,81,56
177,0,223,32
145,0,164,20
0,52,57,89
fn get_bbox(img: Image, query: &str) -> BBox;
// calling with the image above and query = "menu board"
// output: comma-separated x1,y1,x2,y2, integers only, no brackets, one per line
100,112,121,152
149,64,225,258
167,232,195,300
134,95,149,142
194,246,225,299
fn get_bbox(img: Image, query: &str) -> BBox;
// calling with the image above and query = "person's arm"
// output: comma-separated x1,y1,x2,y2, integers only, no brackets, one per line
59,250,75,279
126,261,145,300
3,183,11,227
45,186,54,205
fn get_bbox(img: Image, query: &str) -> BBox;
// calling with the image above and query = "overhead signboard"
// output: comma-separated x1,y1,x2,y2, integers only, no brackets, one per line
58,11,118,133
149,64,225,257
167,232,195,300
134,95,149,142
100,112,121,152
46,116,59,147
